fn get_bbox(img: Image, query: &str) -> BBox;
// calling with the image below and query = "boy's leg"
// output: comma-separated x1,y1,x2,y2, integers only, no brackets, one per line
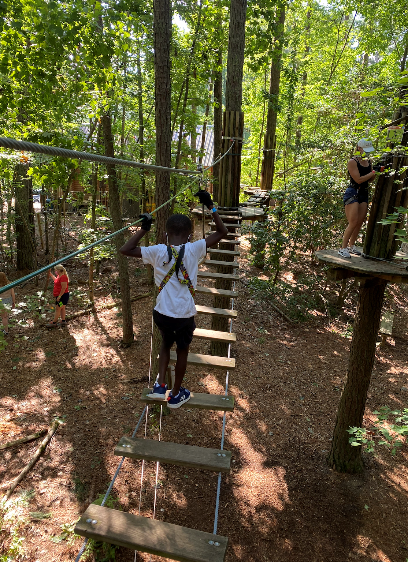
157,340,171,385
60,304,66,321
172,345,189,396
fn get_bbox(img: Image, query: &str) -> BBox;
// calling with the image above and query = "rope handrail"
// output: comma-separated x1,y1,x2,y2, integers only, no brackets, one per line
0,140,236,296
0,137,201,175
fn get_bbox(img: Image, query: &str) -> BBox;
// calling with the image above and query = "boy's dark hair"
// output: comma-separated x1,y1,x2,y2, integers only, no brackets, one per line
166,214,192,236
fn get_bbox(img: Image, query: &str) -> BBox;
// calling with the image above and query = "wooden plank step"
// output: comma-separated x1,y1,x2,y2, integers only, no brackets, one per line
216,239,240,245
170,350,235,370
210,222,241,229
195,286,238,297
204,259,239,268
196,304,237,318
115,436,231,472
218,214,242,220
208,249,240,256
140,388,235,411
207,231,240,238
75,504,228,562
193,327,237,343
197,271,239,280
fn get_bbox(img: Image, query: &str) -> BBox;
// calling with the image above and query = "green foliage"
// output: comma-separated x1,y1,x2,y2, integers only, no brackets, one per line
348,407,408,455
0,490,34,561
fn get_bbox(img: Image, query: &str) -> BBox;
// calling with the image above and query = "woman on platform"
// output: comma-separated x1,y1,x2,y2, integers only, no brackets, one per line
46,265,69,328
0,272,15,335
338,139,376,258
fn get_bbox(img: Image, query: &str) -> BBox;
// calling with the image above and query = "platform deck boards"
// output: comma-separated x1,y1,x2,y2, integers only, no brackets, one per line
140,388,235,411
315,248,408,283
195,286,238,297
193,327,237,342
75,505,228,562
197,271,239,280
196,304,237,318
208,249,240,256
170,350,235,370
204,259,239,268
115,436,231,472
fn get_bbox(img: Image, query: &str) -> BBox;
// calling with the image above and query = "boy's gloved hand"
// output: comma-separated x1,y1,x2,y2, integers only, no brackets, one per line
57,299,63,307
139,213,153,231
195,189,213,210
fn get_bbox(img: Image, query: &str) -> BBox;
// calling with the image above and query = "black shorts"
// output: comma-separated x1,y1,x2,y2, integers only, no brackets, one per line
55,292,69,306
153,309,196,350
343,187,368,206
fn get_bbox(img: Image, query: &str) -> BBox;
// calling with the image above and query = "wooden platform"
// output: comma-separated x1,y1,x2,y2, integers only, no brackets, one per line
115,436,231,472
140,388,235,411
170,351,235,370
75,504,228,562
315,248,408,284
196,304,237,318
195,286,238,297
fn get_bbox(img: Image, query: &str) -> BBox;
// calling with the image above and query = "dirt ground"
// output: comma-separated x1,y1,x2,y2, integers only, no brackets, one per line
1,220,408,562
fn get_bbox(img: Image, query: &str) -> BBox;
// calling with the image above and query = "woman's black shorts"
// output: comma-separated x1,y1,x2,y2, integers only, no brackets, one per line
153,309,196,350
55,292,70,306
343,187,368,206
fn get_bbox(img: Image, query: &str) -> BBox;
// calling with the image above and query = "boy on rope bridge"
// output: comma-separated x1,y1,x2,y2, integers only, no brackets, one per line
119,190,228,409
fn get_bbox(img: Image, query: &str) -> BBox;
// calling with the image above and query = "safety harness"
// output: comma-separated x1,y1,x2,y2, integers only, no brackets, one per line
158,245,195,297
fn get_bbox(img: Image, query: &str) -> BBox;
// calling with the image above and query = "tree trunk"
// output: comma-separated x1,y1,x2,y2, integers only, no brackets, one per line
213,47,223,201
101,112,134,346
152,0,172,375
328,278,387,473
14,163,35,271
260,4,286,191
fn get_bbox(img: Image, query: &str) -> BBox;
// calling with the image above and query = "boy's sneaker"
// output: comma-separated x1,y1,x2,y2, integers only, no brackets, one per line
167,387,191,409
149,382,168,399
348,245,362,256
338,248,351,258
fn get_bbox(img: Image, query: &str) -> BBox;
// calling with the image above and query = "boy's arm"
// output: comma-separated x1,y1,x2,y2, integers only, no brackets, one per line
194,189,228,248
119,214,152,258
205,209,229,248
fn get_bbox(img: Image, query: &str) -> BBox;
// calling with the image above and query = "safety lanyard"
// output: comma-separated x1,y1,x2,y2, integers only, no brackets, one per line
158,245,195,297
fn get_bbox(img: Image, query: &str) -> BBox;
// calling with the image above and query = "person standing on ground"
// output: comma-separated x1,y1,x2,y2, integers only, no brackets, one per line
338,139,376,258
119,190,228,409
46,265,69,328
0,272,15,335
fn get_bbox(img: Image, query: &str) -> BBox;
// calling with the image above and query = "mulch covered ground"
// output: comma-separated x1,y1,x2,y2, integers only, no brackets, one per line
1,222,408,562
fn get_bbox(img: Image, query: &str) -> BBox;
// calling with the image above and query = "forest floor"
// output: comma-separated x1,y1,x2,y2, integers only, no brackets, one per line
1,217,408,562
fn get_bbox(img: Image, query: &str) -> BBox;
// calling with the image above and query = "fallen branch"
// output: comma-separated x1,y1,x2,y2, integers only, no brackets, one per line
0,429,47,451
66,292,153,321
3,419,63,501
270,301,294,323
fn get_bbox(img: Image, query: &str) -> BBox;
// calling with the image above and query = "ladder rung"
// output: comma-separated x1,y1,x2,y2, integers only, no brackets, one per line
75,505,228,562
140,388,235,411
210,222,241,229
216,240,240,245
218,215,242,221
204,259,239,268
196,304,237,318
197,271,239,280
208,249,240,256
115,436,231,472
193,327,236,343
207,231,240,238
195,286,238,297
170,350,235,370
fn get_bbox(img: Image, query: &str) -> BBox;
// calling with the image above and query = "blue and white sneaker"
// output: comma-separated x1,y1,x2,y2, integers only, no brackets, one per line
149,382,168,399
167,387,191,409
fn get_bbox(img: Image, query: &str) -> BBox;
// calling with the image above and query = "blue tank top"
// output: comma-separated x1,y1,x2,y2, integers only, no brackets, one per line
348,157,372,191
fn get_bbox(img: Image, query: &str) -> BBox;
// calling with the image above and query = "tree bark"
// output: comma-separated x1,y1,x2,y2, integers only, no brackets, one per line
213,47,223,201
328,278,387,473
260,4,286,191
14,163,35,271
101,112,134,346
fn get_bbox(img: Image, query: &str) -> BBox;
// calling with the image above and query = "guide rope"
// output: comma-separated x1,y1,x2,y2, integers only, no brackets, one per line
0,140,235,297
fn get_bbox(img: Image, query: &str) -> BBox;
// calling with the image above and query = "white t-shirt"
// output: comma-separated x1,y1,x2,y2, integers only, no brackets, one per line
141,239,207,318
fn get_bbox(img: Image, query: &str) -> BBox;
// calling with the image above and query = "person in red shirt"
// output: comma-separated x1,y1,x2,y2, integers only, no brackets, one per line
46,265,69,328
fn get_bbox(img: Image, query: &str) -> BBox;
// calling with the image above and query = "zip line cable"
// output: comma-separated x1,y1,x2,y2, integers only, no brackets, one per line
0,140,236,297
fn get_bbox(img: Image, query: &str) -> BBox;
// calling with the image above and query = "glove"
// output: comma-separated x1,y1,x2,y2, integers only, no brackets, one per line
57,299,63,307
195,189,213,210
139,213,153,231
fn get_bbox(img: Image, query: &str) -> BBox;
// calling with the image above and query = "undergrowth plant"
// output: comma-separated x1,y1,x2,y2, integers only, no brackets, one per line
0,490,34,561
348,406,408,454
